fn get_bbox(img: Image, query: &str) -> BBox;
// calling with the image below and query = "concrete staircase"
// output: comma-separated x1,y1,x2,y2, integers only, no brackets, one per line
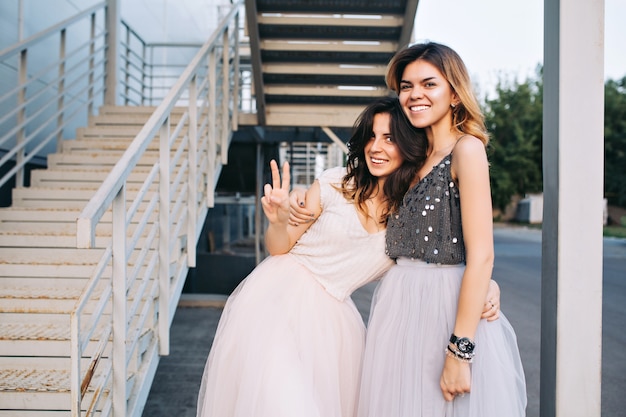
0,106,193,416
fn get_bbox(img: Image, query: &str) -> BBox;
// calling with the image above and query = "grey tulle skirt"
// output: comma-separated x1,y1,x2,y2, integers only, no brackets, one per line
358,259,527,417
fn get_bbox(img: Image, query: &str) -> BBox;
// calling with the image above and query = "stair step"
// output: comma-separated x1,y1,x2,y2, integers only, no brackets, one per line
0,264,100,279
0,312,153,358
0,368,77,408
0,222,82,234
61,137,182,153
88,112,187,127
0,356,100,370
7,198,178,211
4,200,94,209
0,321,109,357
0,340,149,417
0,278,97,314
0,220,152,236
0,251,161,279
76,125,190,140
11,186,165,204
0,229,165,248
0,358,113,411
0,206,155,225
30,168,166,189
0,279,106,297
0,247,154,269
46,152,184,169
63,138,133,152
97,105,186,116
0,232,112,248
11,187,191,210
0,247,106,264
0,282,157,314
0,207,88,223
76,125,142,137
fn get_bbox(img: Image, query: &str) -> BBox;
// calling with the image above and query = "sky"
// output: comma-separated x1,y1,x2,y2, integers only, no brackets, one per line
117,0,625,99
413,0,626,98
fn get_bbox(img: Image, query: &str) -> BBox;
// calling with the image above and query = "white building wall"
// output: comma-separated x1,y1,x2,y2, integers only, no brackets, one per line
0,0,101,48
0,0,231,49
0,0,231,161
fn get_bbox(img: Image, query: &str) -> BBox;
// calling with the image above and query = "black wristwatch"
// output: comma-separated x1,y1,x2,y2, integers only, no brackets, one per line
449,333,475,354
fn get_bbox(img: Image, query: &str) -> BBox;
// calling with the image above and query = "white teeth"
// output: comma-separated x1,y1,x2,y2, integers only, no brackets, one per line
410,105,429,111
371,158,386,163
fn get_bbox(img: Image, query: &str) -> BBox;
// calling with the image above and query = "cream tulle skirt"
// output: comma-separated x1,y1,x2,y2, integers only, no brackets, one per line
196,254,366,417
358,259,527,417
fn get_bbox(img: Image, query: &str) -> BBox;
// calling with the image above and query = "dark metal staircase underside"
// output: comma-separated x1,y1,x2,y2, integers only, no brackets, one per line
241,0,419,130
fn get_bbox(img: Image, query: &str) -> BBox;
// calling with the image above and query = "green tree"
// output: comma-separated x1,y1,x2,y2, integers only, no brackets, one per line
604,76,626,207
483,69,543,211
483,70,626,213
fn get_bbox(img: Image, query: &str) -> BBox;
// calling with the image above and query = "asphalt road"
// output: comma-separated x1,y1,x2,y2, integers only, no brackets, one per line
142,226,626,417
491,226,626,417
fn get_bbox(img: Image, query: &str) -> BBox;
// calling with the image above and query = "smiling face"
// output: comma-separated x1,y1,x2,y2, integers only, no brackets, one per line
364,112,404,183
397,59,458,131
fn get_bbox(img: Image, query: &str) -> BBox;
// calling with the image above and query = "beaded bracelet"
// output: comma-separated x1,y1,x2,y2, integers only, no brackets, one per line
446,345,474,363
448,344,475,360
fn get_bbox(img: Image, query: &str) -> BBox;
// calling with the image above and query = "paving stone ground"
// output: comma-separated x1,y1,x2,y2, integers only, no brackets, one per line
141,302,222,417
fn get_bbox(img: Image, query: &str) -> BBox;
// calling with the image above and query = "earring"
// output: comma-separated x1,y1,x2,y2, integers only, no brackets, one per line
451,103,457,108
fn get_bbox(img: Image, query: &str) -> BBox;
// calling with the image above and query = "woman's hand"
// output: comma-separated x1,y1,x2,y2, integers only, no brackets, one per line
288,187,316,226
481,279,501,321
261,160,291,225
440,355,471,401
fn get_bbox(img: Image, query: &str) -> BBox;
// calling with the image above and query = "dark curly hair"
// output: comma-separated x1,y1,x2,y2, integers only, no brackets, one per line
340,96,427,224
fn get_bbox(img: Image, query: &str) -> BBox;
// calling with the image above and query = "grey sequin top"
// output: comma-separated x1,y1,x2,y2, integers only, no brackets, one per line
386,153,465,264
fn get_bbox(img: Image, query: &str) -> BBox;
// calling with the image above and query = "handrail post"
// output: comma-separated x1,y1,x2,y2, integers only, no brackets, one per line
221,29,229,165
112,184,127,417
70,312,81,417
88,12,96,117
206,48,216,208
141,40,147,105
16,49,27,187
104,0,119,105
231,12,240,132
56,28,66,153
124,25,131,105
158,118,171,355
149,46,154,105
188,77,198,267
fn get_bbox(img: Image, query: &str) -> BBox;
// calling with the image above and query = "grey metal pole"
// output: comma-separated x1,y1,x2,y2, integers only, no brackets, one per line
255,143,264,264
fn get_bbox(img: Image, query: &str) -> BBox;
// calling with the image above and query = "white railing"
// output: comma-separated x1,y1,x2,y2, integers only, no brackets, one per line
0,1,237,192
119,22,205,106
70,2,242,417
0,2,108,189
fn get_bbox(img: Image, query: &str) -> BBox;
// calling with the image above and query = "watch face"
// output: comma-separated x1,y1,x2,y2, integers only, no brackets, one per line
457,338,475,353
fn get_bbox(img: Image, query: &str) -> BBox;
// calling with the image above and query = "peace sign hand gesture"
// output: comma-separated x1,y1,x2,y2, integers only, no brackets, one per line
261,160,291,225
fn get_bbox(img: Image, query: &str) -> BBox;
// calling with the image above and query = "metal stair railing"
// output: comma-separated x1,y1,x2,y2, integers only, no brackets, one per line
71,2,243,416
0,1,224,192
119,21,210,106
0,2,108,189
